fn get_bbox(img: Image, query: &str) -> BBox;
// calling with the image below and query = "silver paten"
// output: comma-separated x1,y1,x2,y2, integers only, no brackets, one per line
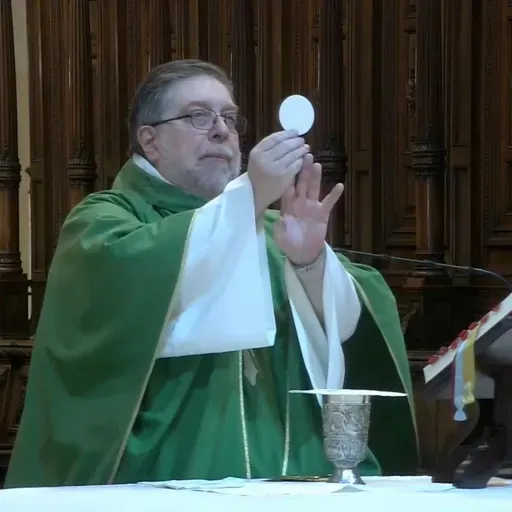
321,393,371,485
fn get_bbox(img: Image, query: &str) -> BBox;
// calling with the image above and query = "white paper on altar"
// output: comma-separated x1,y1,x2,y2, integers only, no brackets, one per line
138,476,456,496
139,477,363,496
214,482,364,496
157,173,277,358
140,477,245,491
289,389,407,397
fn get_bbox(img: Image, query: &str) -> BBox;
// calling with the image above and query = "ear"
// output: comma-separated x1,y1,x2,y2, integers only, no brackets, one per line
137,125,159,160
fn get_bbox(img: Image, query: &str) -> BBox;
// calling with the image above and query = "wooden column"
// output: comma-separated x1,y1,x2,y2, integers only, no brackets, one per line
408,0,450,362
66,0,96,210
0,0,28,338
149,0,173,68
116,1,145,160
199,1,230,75
412,0,445,267
317,0,347,247
231,0,256,169
255,0,282,140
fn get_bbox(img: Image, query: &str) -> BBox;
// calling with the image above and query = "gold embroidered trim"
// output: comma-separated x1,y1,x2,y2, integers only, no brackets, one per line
281,371,291,476
239,349,292,479
239,351,252,478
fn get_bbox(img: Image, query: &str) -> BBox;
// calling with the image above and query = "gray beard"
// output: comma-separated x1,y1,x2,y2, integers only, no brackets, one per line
183,163,241,199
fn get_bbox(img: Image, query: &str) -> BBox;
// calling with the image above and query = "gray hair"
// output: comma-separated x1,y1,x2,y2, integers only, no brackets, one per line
128,59,234,156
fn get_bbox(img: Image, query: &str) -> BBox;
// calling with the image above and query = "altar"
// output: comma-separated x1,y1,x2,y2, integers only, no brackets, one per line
1,477,511,511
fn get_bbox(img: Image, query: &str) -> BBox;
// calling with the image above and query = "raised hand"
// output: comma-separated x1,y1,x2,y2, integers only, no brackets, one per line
247,130,309,218
274,153,344,266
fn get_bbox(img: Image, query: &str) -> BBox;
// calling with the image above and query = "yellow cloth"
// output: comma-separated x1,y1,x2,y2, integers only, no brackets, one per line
461,325,479,406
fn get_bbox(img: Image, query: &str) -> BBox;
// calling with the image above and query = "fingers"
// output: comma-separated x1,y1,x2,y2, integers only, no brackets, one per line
267,136,306,161
296,154,313,197
321,183,344,213
296,155,321,200
257,130,300,151
279,144,309,171
280,183,296,214
258,130,310,169
307,162,322,200
250,130,308,177
284,156,304,178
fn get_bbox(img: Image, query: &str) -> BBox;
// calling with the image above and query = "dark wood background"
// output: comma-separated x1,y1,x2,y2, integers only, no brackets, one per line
1,0,512,479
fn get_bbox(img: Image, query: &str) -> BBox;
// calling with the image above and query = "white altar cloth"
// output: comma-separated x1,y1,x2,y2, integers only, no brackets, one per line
1,476,511,511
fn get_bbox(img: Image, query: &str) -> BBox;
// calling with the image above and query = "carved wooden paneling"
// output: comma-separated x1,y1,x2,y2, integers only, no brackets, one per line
344,0,377,252
3,0,512,480
254,0,283,140
91,1,120,190
316,0,346,248
445,0,475,270
66,0,97,209
25,0,46,331
231,0,256,167
0,0,22,278
148,0,172,68
0,0,29,340
0,342,31,479
413,0,445,263
481,1,512,258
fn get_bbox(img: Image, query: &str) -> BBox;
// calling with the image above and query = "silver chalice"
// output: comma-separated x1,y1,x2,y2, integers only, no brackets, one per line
321,392,371,485
289,388,406,485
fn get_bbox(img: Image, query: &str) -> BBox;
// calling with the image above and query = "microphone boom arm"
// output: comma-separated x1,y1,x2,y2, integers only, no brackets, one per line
335,248,512,293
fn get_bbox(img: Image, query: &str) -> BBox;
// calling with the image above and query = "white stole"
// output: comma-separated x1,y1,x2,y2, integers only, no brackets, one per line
284,247,361,404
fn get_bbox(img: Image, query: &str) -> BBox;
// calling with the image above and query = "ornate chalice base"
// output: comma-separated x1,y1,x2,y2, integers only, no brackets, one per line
321,394,371,485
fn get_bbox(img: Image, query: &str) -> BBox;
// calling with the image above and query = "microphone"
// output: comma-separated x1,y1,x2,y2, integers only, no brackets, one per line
335,248,512,293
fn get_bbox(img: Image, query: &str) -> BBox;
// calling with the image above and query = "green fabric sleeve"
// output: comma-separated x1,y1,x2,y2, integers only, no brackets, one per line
5,191,195,488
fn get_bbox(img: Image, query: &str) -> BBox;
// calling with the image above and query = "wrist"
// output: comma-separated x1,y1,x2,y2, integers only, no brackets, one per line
250,182,270,221
290,246,326,270
254,196,267,222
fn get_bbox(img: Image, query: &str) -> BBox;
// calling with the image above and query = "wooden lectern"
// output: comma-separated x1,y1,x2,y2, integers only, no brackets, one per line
423,295,512,489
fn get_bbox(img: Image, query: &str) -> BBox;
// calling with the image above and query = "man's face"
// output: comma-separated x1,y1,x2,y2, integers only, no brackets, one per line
138,75,241,198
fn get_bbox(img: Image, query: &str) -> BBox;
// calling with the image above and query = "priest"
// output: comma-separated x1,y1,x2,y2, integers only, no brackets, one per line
6,59,418,488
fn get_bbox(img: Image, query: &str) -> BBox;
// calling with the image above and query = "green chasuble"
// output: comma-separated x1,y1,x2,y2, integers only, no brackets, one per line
5,160,418,488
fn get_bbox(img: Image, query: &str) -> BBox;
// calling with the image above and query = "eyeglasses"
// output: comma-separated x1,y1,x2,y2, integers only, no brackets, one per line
148,108,248,135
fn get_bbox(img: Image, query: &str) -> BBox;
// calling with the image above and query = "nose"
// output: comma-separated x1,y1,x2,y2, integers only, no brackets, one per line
209,116,230,142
